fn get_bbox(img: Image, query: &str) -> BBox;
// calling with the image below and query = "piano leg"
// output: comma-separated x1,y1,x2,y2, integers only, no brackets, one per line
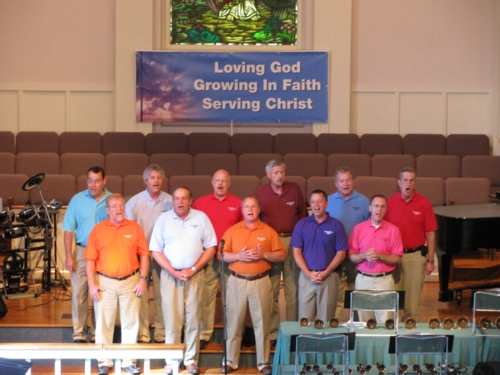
438,252,455,302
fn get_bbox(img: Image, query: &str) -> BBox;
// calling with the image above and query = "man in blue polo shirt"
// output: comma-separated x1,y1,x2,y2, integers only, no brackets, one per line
326,166,370,319
62,166,112,343
292,189,348,322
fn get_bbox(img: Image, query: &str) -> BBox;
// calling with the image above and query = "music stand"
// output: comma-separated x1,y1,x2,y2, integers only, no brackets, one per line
295,333,349,375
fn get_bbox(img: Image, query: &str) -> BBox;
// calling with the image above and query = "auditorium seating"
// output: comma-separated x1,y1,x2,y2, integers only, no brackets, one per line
169,175,212,199
29,174,76,205
354,176,399,200
229,176,261,198
0,131,497,211
445,177,491,206
0,174,29,205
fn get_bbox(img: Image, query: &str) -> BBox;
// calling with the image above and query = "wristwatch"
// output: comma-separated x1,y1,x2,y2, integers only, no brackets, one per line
191,266,197,272
426,259,435,264
140,275,148,281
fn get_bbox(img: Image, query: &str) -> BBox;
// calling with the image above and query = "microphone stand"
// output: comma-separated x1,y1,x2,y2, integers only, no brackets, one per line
219,239,228,374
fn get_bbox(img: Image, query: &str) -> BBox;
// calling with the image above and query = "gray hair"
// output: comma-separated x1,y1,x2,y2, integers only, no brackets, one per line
106,193,124,206
143,164,166,182
333,166,353,181
265,160,286,173
398,167,416,180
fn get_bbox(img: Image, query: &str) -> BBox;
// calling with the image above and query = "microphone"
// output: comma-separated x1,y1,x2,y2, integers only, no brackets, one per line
219,239,225,254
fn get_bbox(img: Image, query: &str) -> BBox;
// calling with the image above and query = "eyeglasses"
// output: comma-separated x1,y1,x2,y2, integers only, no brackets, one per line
87,179,102,185
108,204,125,210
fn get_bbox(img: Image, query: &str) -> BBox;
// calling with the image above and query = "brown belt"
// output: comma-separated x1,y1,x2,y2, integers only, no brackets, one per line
231,270,269,281
97,269,139,281
278,232,293,237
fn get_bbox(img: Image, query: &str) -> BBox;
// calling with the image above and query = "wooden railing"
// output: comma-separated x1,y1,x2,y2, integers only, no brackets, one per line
0,342,184,375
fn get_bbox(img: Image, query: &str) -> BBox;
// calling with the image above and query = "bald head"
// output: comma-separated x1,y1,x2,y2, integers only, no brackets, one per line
212,169,231,200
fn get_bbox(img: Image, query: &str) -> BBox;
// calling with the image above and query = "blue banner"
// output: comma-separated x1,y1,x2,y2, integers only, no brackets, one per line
136,51,328,123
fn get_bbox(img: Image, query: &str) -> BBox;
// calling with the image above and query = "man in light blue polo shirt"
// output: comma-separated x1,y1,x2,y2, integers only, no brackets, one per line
292,189,348,322
326,166,370,319
125,164,173,344
62,166,111,343
150,186,217,375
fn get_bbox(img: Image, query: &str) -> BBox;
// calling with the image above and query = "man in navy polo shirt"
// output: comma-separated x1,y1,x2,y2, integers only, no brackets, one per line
291,189,348,322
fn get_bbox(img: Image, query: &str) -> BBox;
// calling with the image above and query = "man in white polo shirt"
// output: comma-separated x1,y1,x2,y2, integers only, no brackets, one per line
150,186,217,375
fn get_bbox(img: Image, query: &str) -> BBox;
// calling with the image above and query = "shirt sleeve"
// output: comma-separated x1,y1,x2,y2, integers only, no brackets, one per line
348,224,361,255
149,213,165,252
62,198,77,232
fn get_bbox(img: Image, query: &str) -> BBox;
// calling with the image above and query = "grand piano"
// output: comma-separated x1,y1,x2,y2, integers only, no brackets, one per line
434,202,500,304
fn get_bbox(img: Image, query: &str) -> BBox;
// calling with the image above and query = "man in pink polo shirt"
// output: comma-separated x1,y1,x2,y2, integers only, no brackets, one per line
192,169,243,349
349,195,403,323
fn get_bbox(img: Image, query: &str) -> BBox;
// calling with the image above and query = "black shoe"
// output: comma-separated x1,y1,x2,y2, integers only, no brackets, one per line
199,339,209,349
98,366,112,375
73,339,87,343
122,365,141,374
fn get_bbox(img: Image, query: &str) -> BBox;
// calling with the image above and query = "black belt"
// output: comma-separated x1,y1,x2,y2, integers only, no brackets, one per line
404,246,422,254
358,271,393,278
231,270,269,281
76,243,85,247
97,269,139,281
278,232,293,237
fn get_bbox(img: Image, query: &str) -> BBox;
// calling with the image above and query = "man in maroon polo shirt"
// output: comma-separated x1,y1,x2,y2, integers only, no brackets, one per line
253,160,307,342
192,169,243,349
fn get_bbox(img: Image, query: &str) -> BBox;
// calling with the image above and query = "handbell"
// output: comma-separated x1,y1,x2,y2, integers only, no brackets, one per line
385,318,394,330
405,317,417,329
314,318,324,329
456,316,470,329
299,317,310,327
479,316,493,330
366,318,377,329
326,363,335,372
428,317,441,329
496,317,500,329
329,317,339,328
443,317,455,330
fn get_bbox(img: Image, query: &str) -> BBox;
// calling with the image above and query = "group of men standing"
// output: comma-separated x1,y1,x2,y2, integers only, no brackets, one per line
62,159,437,375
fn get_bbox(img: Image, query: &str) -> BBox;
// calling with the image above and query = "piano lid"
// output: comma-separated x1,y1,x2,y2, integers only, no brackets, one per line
434,203,500,220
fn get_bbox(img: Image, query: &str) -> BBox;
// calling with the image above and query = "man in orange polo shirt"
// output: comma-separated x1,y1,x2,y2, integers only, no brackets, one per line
86,193,150,375
220,196,285,375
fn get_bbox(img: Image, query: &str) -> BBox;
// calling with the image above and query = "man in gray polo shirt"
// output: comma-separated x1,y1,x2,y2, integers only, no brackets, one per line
125,164,173,344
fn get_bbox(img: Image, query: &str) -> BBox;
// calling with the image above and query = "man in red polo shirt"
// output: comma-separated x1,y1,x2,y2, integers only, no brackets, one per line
253,160,307,342
192,169,243,349
385,167,437,322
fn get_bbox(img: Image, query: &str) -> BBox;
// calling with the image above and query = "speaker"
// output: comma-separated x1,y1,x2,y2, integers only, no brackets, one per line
0,358,32,375
0,295,7,318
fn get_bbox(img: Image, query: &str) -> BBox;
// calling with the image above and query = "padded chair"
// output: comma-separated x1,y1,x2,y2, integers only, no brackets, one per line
359,134,403,157
193,154,237,176
0,174,30,205
445,177,491,206
15,131,59,154
446,134,490,159
403,134,446,157
101,132,145,155
0,131,15,154
230,133,274,156
59,132,102,154
283,153,327,179
326,154,371,177
461,155,500,194
416,155,461,180
77,175,122,195
60,153,105,178
144,133,188,155
0,152,15,174
371,155,415,178
415,177,445,207
316,133,360,156
104,153,149,178
169,175,212,200
238,153,282,178
229,176,260,199
123,175,147,199
28,174,76,205
306,177,336,202
273,133,317,155
260,176,306,200
188,132,231,155
354,176,399,200
150,153,194,177
15,153,60,177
